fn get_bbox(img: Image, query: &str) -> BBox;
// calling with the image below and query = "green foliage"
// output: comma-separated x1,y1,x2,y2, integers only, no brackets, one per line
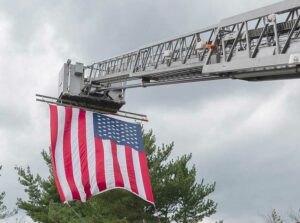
265,209,300,223
16,130,217,223
289,209,300,223
144,130,217,223
268,209,284,223
0,165,17,219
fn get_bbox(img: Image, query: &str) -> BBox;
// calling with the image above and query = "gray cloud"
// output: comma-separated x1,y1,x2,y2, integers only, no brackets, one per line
140,80,300,222
1,0,298,222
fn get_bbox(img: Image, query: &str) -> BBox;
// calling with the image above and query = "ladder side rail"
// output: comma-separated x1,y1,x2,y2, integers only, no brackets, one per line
245,21,251,57
200,29,215,61
182,35,196,64
137,28,214,71
273,19,280,54
227,22,245,62
91,1,300,84
167,38,180,66
219,0,300,27
207,5,300,65
93,27,216,80
251,24,269,58
281,13,300,54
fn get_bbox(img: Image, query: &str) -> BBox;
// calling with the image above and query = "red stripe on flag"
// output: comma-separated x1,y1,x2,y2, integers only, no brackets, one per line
111,141,124,187
49,105,66,202
125,146,138,194
138,152,154,203
63,107,81,200
95,137,107,190
78,110,92,199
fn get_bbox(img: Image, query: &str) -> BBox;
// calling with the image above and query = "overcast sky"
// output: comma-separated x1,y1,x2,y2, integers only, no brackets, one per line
0,0,299,222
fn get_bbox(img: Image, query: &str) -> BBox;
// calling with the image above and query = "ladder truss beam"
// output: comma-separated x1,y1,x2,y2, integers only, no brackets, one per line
55,0,300,113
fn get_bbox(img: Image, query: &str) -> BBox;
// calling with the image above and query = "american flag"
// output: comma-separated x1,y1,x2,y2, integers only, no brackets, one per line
49,104,154,204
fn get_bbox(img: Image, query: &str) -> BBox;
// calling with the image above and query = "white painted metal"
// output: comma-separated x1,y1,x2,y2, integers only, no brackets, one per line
58,0,300,111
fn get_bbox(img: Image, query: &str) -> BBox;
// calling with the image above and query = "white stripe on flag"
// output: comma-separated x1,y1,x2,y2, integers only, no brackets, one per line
85,111,99,194
132,149,146,200
117,145,130,190
103,139,115,189
70,108,86,201
55,106,72,201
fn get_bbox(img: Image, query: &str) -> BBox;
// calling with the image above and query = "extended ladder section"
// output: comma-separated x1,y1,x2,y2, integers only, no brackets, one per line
59,0,300,113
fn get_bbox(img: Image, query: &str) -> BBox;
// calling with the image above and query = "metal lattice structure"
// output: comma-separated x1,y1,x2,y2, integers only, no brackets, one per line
47,0,300,115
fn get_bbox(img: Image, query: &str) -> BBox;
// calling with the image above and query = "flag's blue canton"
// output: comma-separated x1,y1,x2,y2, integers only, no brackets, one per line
93,113,144,152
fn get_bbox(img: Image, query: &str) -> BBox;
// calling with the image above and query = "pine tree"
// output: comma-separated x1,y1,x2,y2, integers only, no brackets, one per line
0,165,17,219
265,209,300,223
144,130,217,222
16,130,217,223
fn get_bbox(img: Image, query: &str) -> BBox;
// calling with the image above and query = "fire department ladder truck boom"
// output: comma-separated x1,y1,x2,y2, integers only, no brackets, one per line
37,0,300,121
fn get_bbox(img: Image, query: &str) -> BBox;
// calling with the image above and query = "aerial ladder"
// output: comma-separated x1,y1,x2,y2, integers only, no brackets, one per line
37,0,300,121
